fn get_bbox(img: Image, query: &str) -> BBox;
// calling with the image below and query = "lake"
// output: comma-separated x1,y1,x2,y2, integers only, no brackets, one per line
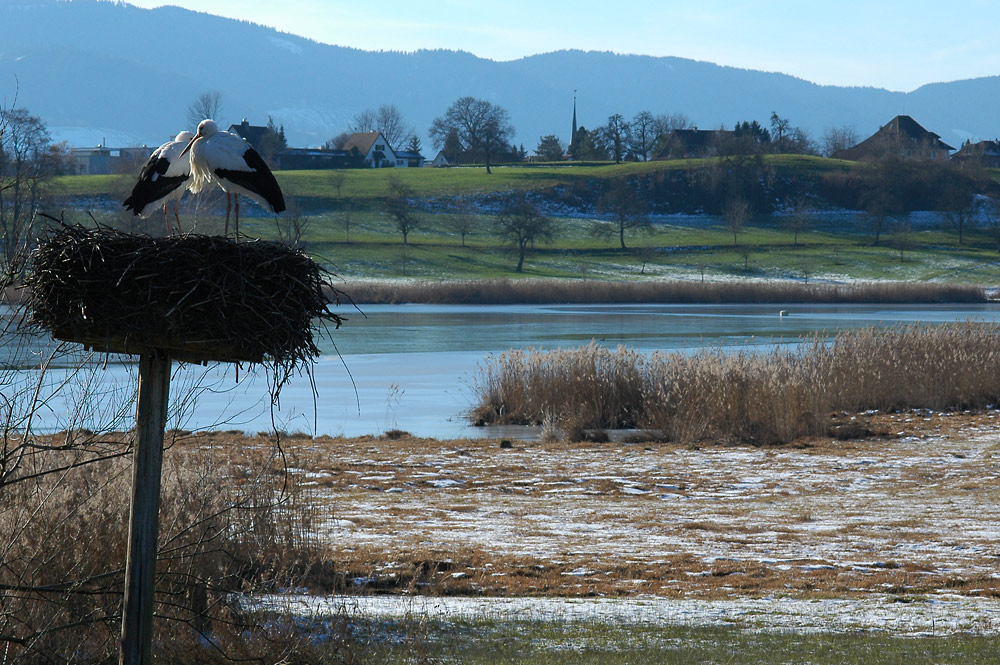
5,302,1000,438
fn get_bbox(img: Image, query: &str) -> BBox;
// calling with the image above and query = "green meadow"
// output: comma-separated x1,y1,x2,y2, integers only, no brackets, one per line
48,158,1000,285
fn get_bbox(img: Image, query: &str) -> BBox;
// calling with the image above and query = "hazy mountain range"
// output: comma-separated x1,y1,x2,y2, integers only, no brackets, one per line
2,0,999,153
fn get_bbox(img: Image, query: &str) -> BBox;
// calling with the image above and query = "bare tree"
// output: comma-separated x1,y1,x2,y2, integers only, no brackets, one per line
653,112,693,135
352,107,377,134
651,112,693,156
495,193,555,272
597,177,650,250
0,107,58,279
384,176,419,244
337,201,354,243
938,164,980,245
324,131,351,150
353,104,413,149
375,104,413,149
602,113,630,164
445,195,477,247
862,157,907,245
784,198,814,245
186,90,223,127
629,110,656,161
891,218,914,261
723,196,752,246
770,112,792,153
983,195,1000,252
328,170,347,199
429,97,515,174
822,125,859,157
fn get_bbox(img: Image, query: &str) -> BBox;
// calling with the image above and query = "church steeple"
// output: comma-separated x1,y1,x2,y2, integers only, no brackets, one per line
571,92,578,139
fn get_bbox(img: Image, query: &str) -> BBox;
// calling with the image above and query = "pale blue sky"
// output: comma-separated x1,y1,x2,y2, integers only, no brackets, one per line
124,0,1000,92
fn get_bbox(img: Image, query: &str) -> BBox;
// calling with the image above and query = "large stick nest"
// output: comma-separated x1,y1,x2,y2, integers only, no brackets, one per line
25,224,344,373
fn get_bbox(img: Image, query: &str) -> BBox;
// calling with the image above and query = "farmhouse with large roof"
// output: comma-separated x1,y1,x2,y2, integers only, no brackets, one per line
834,115,954,162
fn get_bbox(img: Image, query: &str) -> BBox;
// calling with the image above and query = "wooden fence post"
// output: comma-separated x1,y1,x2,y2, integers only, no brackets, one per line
119,350,171,665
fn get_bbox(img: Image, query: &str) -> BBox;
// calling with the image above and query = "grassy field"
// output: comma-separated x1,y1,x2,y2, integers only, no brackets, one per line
57,204,1000,285
260,220,1000,285
46,157,1000,285
359,618,1000,665
51,155,859,201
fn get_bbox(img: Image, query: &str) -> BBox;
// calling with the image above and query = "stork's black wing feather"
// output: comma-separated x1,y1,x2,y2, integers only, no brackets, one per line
214,147,286,214
123,156,186,215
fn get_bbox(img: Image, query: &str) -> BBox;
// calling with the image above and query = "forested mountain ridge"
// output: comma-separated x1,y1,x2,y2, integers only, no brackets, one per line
2,0,998,151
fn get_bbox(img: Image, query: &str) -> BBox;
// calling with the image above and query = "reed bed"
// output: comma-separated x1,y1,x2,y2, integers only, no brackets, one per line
340,278,986,305
0,432,337,664
471,322,1000,445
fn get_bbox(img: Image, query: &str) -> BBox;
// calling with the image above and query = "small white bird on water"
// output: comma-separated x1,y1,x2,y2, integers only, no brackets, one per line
123,130,194,235
180,119,286,237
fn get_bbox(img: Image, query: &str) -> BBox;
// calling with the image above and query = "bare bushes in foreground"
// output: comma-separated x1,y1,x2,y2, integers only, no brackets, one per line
0,432,333,664
471,322,1000,445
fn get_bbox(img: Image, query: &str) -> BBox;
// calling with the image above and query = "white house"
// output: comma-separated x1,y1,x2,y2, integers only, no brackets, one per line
341,132,395,167
340,132,426,168
428,150,449,167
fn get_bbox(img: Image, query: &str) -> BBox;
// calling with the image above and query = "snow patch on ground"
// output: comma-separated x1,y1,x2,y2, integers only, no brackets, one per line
256,593,1000,636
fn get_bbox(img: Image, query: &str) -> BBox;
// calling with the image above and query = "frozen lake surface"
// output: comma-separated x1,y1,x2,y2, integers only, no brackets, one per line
6,302,1000,438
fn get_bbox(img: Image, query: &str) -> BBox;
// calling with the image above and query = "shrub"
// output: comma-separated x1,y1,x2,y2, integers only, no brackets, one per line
0,432,340,663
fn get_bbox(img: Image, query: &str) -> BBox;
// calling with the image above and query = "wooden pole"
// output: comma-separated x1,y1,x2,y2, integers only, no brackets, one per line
120,350,171,665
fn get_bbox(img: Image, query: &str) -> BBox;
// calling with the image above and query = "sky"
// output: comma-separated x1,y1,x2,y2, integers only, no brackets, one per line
121,0,1000,93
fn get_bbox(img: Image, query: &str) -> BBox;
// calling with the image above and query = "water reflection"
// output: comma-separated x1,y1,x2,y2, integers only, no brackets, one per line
5,302,1000,439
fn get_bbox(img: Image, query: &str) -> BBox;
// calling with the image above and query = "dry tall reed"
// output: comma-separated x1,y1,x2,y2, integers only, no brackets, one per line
471,322,1000,445
340,278,986,305
0,432,331,664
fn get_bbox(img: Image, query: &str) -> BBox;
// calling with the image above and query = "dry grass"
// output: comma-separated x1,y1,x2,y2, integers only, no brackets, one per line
222,414,1000,601
0,430,340,664
472,322,1000,445
339,278,986,305
8,414,998,661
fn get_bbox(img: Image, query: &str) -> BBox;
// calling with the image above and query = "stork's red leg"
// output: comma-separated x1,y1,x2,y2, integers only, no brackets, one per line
225,193,232,236
172,201,182,235
163,203,171,234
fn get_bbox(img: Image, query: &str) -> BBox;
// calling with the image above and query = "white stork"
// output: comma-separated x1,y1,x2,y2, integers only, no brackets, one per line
180,119,286,237
123,131,194,235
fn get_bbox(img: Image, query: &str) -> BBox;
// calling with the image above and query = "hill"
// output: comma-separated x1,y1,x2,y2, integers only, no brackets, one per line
2,1,1000,152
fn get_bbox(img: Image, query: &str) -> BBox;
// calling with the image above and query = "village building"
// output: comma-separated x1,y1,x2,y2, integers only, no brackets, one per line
70,145,152,175
324,131,423,168
394,149,425,168
654,129,726,160
341,132,396,168
228,119,271,148
275,147,362,170
951,139,1000,168
428,150,450,167
834,115,954,162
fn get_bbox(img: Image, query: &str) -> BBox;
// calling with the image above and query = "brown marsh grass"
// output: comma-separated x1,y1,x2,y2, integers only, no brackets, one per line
339,278,986,305
0,431,340,664
471,322,1000,445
